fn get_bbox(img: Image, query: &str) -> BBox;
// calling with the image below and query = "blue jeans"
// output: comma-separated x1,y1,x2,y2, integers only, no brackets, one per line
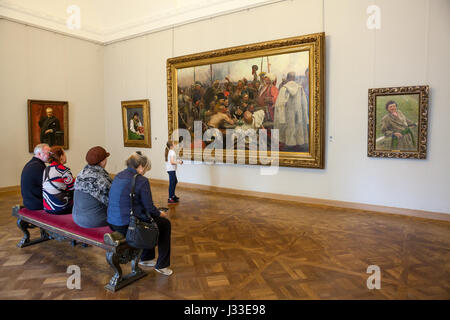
168,171,178,199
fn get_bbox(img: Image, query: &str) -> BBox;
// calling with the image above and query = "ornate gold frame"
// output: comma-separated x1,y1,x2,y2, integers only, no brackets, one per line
27,99,69,152
368,86,429,159
167,32,325,168
121,99,151,148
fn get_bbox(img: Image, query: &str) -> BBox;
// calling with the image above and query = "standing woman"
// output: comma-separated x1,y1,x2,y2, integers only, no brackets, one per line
107,152,173,276
42,146,75,214
165,141,182,204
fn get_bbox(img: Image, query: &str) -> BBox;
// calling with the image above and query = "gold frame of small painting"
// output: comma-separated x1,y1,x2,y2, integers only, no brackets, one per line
121,99,151,148
368,85,429,159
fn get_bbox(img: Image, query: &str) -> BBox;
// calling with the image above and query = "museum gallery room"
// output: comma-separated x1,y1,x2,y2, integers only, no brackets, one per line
0,0,449,303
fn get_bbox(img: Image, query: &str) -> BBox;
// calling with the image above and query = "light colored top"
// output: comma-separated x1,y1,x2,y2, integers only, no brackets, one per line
166,149,177,172
129,119,143,134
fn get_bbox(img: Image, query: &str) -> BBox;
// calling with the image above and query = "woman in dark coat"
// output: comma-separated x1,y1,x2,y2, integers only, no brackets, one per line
107,151,173,276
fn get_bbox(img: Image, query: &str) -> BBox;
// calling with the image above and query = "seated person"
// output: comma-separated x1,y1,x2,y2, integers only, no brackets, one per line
42,146,75,214
231,93,254,120
107,152,173,276
236,109,266,131
232,109,267,148
208,105,236,129
72,146,112,228
21,143,50,210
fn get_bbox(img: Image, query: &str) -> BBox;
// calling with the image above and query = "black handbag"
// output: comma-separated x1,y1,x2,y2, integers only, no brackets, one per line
126,174,159,249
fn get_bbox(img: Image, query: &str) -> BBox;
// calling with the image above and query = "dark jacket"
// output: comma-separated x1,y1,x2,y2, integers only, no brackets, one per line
107,167,160,227
21,157,46,210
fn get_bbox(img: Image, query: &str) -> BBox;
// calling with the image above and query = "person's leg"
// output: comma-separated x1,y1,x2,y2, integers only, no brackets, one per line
108,223,156,262
174,172,179,198
168,171,176,199
154,216,171,269
141,248,156,262
107,223,128,237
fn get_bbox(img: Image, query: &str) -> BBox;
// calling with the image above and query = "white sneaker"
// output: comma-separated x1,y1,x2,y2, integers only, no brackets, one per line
138,259,156,267
155,267,173,276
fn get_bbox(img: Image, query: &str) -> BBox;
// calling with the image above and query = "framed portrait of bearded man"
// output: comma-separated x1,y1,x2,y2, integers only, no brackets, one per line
27,99,69,153
167,32,325,169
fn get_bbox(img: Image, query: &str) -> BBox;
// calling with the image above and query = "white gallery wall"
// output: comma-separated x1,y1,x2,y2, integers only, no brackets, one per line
1,0,449,214
104,0,450,214
0,19,105,187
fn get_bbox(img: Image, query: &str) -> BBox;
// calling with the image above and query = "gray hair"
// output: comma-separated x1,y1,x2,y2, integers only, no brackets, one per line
126,151,151,172
33,143,49,155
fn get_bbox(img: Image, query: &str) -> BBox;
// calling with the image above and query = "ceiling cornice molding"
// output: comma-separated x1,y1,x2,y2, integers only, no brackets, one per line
0,0,286,45
0,0,103,37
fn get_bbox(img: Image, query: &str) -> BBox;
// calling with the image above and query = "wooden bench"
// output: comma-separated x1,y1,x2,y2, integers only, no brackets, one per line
11,205,146,292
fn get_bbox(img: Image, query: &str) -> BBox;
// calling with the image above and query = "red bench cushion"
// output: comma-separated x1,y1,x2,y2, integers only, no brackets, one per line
18,208,113,244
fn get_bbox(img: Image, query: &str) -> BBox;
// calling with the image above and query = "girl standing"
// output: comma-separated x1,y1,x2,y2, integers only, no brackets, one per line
165,141,182,203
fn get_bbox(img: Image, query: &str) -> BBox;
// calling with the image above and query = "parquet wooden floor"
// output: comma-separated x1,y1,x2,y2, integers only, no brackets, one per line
0,184,449,300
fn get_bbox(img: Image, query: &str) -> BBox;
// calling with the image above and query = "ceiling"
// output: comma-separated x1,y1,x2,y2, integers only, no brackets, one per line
0,0,283,44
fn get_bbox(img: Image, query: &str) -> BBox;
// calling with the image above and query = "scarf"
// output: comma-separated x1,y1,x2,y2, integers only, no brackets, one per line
74,164,112,206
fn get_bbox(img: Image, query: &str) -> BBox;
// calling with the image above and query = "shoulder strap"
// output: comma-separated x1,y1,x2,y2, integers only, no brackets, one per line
129,173,139,216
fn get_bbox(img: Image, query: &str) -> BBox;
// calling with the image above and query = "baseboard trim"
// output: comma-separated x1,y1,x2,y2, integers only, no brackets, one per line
149,178,450,222
3,180,448,222
0,185,21,194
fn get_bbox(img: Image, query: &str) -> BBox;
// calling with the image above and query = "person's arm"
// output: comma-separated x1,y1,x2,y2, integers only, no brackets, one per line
381,116,394,137
224,114,236,125
270,86,279,104
405,115,416,127
63,169,75,191
129,119,136,133
54,118,61,131
139,177,161,219
169,151,177,165
170,151,183,165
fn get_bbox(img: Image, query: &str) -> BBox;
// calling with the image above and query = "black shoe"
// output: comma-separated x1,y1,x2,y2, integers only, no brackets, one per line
173,195,180,201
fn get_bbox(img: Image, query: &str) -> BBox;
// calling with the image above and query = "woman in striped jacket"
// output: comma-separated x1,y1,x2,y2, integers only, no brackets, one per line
42,146,75,214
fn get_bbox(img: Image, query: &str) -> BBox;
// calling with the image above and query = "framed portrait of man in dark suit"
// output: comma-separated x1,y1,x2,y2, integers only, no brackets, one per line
27,99,69,152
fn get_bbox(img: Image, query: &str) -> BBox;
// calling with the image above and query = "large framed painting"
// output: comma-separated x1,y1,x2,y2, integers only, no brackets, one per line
167,32,325,168
121,99,151,148
368,86,429,159
28,99,68,153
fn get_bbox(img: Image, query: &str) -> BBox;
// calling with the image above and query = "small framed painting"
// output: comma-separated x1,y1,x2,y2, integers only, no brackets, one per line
28,99,69,152
368,86,429,159
121,99,151,148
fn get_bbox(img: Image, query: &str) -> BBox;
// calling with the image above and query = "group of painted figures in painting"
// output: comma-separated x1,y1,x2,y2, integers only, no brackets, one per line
177,65,310,152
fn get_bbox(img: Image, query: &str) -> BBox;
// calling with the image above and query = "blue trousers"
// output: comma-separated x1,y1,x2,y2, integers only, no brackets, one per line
168,171,178,199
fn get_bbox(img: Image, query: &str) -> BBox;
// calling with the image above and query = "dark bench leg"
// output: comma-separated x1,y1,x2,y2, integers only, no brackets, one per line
130,248,143,275
104,248,147,292
16,219,50,248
